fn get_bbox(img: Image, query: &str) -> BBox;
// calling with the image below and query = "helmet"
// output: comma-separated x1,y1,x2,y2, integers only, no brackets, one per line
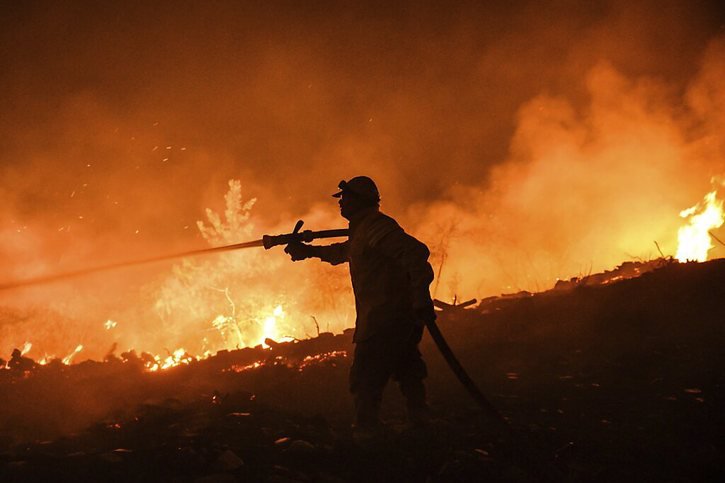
332,176,380,203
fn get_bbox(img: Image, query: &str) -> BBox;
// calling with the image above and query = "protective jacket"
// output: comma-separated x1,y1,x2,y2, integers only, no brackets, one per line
314,207,435,342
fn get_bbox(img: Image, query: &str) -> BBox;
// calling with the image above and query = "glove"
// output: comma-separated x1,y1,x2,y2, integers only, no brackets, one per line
284,242,314,261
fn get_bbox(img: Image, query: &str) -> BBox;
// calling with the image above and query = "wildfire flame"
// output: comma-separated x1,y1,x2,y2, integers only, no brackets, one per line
261,305,286,348
20,342,32,356
142,305,290,371
675,189,724,262
62,344,84,365
29,180,349,367
145,348,196,372
8,305,291,372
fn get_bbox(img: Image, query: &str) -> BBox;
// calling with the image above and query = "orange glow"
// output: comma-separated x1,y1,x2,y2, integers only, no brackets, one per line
20,342,32,356
145,348,196,372
297,350,347,371
225,361,264,373
1,14,723,363
676,188,724,262
261,305,288,348
62,344,83,365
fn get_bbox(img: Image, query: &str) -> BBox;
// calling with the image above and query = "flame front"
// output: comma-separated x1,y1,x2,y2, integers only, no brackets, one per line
146,348,196,372
675,190,724,262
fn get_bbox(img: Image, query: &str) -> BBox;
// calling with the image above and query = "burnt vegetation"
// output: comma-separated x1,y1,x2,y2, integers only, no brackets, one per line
1,259,723,482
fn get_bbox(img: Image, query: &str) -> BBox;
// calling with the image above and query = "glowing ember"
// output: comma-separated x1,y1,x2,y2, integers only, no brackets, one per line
62,345,84,365
145,347,196,372
211,302,292,351
225,361,264,373
675,189,724,262
297,350,348,371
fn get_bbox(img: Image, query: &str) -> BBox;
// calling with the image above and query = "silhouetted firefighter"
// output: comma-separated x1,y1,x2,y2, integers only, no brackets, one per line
285,176,436,436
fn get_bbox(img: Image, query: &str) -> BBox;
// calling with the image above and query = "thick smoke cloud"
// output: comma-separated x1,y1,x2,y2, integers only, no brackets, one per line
0,1,723,358
417,42,725,299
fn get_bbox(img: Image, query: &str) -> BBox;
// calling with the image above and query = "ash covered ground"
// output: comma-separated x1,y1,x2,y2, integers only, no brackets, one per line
1,259,723,482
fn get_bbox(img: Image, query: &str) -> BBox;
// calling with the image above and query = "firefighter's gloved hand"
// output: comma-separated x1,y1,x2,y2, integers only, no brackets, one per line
284,242,314,261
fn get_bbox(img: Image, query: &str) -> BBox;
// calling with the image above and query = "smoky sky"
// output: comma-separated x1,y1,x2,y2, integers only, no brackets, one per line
0,1,724,351
0,0,723,360
2,1,722,234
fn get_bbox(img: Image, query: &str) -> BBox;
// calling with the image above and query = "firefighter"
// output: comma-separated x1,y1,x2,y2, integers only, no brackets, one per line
284,176,436,435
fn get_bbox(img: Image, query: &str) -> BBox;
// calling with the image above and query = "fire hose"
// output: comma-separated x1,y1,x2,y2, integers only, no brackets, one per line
0,220,561,478
425,317,562,480
0,220,508,421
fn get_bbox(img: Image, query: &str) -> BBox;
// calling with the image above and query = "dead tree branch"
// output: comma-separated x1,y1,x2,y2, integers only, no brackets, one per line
311,316,320,337
709,231,725,248
654,241,665,258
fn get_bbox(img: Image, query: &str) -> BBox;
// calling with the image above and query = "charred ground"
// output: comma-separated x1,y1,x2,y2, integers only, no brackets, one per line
1,259,723,482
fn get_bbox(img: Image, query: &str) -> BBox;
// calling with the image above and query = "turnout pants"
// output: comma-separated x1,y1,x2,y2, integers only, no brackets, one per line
349,325,427,427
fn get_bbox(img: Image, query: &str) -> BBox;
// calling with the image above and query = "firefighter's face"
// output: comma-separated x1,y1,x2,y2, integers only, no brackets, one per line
339,192,366,220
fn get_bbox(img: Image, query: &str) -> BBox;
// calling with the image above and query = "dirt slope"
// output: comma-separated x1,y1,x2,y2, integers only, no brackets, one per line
1,259,723,481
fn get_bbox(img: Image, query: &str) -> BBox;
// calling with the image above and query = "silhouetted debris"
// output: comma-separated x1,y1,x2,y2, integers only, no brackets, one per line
286,440,315,455
553,258,674,291
0,259,723,481
433,298,478,319
8,348,37,373
213,449,244,471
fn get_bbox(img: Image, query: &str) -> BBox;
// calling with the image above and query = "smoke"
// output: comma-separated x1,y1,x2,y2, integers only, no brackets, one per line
417,39,725,298
0,1,723,358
